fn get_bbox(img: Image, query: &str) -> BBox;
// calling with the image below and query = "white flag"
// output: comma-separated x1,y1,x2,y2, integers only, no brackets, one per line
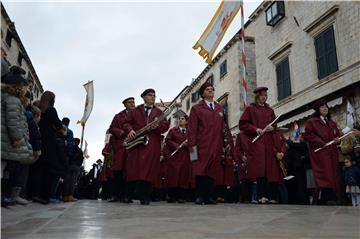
346,100,354,127
193,0,242,64
78,81,94,125
84,140,90,159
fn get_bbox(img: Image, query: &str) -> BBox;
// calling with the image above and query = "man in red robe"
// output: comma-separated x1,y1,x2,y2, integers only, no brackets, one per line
238,86,277,204
165,115,191,203
305,98,340,205
124,89,169,205
188,82,227,205
108,97,135,203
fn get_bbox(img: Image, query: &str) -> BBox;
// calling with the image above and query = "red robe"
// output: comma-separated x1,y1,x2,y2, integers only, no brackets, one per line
305,116,340,191
238,103,276,180
109,110,129,172
235,132,253,181
271,130,288,183
165,127,191,189
188,100,227,185
123,104,169,185
99,140,114,181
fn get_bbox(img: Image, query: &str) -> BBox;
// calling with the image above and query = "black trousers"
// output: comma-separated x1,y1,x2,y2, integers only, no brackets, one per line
319,188,337,204
257,177,279,200
256,177,267,199
136,180,152,202
110,170,125,198
195,176,215,200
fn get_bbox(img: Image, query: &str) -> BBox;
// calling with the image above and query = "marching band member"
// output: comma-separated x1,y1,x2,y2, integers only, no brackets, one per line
188,82,227,205
305,98,340,205
165,115,191,203
238,86,277,204
124,89,169,205
108,97,135,203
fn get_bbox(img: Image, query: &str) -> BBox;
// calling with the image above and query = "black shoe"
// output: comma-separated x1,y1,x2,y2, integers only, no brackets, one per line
32,196,48,205
140,200,150,205
177,199,186,203
204,198,217,205
326,200,337,206
108,197,120,203
121,197,133,203
195,197,204,205
166,198,176,203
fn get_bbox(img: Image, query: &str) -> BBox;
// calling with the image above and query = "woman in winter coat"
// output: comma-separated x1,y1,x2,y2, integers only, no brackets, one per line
1,72,34,206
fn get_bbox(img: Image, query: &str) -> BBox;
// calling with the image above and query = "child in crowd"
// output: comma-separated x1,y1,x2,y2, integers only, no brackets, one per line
344,158,360,206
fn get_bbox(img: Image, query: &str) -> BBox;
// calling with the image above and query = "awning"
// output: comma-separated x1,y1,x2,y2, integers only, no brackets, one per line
277,97,343,127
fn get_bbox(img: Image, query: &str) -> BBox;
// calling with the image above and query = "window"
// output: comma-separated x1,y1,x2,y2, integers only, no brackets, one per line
266,1,285,27
17,52,23,65
207,74,214,85
191,91,200,103
5,29,12,47
220,60,227,78
186,98,190,111
276,57,291,101
314,25,338,79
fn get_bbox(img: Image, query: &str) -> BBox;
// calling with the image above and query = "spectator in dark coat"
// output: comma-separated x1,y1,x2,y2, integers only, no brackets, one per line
31,91,65,204
63,138,84,202
285,134,309,205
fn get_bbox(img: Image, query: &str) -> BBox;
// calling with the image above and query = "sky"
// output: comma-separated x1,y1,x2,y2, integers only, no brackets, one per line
3,0,261,170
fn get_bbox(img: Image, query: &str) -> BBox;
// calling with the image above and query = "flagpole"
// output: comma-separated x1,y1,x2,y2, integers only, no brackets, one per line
240,3,247,108
80,122,85,150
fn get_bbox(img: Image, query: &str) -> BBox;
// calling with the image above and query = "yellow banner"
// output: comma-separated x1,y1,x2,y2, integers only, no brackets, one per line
193,0,242,64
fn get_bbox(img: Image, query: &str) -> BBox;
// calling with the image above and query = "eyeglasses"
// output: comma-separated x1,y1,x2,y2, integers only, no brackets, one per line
146,93,156,97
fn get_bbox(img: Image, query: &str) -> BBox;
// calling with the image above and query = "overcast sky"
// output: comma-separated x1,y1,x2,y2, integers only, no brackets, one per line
4,0,261,170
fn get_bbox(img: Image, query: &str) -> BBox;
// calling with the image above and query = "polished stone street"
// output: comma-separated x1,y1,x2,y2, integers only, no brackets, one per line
2,200,360,239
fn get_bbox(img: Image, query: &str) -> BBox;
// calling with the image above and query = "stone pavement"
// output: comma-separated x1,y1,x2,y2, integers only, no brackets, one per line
2,200,360,239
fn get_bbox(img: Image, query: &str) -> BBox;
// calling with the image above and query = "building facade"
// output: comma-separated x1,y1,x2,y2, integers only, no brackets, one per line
249,1,360,135
1,3,43,100
169,32,256,135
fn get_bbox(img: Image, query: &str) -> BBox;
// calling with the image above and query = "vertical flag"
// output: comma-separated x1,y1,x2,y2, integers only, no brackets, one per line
78,81,94,125
84,140,90,159
239,3,247,107
293,122,300,141
193,0,242,64
346,100,355,128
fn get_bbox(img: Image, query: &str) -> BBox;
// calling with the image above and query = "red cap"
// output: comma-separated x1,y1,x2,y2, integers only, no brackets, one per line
122,97,134,104
141,88,155,97
253,86,268,94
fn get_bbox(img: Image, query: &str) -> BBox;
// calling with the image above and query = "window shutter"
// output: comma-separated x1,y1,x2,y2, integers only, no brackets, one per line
276,57,291,101
324,26,338,75
315,25,338,79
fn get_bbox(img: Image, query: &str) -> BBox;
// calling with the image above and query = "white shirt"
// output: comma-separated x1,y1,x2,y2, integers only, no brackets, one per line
204,100,215,111
179,127,187,134
320,115,328,124
144,104,153,116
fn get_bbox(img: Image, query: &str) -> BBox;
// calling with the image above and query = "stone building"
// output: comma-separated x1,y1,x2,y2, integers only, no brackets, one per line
248,1,360,136
1,3,43,100
168,31,256,135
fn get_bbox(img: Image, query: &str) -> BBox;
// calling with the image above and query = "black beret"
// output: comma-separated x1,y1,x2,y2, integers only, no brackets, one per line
141,88,155,97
